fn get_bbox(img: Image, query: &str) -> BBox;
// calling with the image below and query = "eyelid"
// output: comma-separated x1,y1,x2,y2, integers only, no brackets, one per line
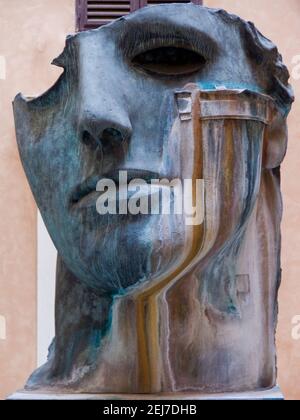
119,24,218,62
126,35,205,60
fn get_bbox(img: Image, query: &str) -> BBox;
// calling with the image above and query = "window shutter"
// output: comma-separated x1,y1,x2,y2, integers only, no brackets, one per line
76,0,203,31
141,0,202,6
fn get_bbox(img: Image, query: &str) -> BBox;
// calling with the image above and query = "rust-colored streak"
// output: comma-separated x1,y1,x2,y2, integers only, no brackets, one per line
136,89,204,393
136,298,151,391
223,120,235,204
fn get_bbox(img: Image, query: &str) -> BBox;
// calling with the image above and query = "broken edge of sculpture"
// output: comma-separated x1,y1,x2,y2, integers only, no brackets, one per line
11,4,294,399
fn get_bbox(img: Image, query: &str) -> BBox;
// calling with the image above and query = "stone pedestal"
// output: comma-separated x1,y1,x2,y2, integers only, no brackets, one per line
8,386,283,400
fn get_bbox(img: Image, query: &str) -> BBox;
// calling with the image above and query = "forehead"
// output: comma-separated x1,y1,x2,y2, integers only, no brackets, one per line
17,3,293,118
118,3,224,34
71,4,239,55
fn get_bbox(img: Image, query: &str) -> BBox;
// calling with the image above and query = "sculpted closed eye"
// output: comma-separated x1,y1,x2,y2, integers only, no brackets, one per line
131,46,206,76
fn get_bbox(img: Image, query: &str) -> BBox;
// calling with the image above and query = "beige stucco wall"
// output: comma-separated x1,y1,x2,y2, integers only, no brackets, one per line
205,0,300,400
0,0,299,400
0,0,75,399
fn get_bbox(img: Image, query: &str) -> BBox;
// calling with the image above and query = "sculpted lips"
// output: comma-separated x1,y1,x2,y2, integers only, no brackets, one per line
70,169,161,209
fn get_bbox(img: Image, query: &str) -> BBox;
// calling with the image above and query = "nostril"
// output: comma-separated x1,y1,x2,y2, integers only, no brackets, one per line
81,130,100,150
81,124,130,151
101,128,125,147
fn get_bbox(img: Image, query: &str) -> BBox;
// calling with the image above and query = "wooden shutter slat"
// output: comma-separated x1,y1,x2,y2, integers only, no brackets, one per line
88,5,131,10
88,0,130,3
85,21,112,27
88,11,130,16
147,0,198,3
148,0,189,2
147,0,202,3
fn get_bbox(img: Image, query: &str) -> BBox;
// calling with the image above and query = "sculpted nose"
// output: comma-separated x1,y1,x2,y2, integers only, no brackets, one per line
79,108,132,150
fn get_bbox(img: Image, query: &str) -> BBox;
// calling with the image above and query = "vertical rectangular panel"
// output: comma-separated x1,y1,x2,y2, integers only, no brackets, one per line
37,212,56,366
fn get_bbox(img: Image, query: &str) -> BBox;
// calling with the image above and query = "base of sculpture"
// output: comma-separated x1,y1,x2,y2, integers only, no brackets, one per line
8,386,283,400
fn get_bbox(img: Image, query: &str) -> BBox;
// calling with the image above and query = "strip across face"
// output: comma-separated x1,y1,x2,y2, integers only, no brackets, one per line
13,4,292,296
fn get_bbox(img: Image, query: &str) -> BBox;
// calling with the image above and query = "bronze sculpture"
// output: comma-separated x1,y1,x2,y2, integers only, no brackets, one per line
13,4,294,397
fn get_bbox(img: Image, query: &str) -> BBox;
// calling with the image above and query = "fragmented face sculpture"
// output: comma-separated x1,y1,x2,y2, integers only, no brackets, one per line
14,4,293,395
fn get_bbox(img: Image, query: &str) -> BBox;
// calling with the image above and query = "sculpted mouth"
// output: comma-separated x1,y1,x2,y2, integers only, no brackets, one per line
70,169,161,208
